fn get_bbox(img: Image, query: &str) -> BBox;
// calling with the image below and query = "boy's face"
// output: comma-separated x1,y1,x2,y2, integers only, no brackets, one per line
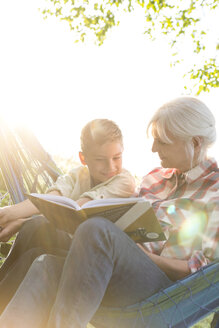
80,141,123,186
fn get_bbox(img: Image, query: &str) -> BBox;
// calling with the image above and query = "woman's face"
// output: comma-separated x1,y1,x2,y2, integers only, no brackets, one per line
152,130,195,172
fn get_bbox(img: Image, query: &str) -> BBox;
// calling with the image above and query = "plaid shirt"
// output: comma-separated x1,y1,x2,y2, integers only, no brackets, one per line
139,158,219,273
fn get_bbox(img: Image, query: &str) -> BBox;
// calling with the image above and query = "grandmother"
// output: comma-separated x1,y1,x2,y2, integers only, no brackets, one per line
0,96,218,328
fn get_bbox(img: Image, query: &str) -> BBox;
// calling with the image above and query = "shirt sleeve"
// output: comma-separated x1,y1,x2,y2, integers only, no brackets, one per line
47,172,77,197
188,201,219,273
80,169,136,200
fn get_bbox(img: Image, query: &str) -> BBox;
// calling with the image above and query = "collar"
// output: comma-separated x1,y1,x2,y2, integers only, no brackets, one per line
160,158,218,184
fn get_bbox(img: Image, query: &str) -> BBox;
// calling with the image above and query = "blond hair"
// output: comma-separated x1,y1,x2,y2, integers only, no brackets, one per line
80,119,123,154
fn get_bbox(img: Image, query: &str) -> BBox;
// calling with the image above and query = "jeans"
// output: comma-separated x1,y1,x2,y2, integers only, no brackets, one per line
0,217,173,328
0,216,72,282
0,216,72,312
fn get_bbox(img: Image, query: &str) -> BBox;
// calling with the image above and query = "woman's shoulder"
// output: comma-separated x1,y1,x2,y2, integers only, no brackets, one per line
142,167,174,180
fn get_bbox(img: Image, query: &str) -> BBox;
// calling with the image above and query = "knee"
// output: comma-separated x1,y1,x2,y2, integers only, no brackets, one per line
28,254,53,274
25,255,63,290
21,247,47,262
75,217,115,243
31,254,50,271
33,254,58,269
30,254,63,279
20,215,49,233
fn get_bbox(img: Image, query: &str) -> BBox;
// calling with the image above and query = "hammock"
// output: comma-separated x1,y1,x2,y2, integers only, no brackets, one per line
92,259,219,328
0,120,218,328
0,118,62,204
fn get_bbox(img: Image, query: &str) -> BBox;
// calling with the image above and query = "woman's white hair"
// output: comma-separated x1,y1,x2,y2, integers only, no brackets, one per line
147,96,216,161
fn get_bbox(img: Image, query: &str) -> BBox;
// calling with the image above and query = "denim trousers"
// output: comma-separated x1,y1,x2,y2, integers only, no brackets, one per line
0,216,72,313
0,217,173,328
0,215,72,282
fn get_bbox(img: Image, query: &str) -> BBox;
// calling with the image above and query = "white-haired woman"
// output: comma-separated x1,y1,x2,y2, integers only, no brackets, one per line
0,97,218,328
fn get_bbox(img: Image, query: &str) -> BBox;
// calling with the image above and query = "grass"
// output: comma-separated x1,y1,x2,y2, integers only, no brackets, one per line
192,313,214,328
87,314,214,327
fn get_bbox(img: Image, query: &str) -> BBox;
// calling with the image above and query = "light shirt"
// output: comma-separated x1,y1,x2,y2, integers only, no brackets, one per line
48,166,136,201
140,158,219,273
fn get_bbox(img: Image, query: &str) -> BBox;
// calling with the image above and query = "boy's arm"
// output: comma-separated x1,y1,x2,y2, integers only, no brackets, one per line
80,170,136,200
76,197,92,207
0,190,61,242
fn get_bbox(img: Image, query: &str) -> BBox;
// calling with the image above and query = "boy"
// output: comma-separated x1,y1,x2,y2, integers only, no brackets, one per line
0,119,135,312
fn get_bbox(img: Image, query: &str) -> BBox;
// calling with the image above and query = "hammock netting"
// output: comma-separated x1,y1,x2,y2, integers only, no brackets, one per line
0,119,218,327
0,118,62,204
92,260,219,328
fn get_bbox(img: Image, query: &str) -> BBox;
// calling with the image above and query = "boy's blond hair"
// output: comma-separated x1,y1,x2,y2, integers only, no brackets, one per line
80,119,123,154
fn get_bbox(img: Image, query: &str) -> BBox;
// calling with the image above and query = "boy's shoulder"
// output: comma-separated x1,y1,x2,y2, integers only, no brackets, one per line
68,165,89,176
66,165,90,184
112,168,135,183
107,168,136,194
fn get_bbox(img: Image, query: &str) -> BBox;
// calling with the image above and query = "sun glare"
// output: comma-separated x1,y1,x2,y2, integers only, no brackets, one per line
178,212,207,244
1,0,219,177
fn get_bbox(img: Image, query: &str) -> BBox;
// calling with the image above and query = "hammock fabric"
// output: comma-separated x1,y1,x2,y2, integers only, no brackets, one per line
92,260,219,328
0,118,62,204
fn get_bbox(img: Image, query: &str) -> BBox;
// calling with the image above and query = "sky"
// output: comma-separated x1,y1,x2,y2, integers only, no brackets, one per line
0,0,219,178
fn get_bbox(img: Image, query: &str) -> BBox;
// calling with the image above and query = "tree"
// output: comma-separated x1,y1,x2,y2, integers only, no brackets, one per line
41,0,219,95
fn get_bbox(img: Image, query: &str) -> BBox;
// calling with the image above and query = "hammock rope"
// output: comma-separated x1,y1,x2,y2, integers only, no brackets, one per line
0,119,62,204
92,259,219,328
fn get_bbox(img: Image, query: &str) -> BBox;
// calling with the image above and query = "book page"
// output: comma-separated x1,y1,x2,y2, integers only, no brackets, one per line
83,203,137,223
30,193,81,211
81,197,146,209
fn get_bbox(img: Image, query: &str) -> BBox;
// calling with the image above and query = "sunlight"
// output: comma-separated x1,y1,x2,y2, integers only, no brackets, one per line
0,0,218,178
178,211,207,244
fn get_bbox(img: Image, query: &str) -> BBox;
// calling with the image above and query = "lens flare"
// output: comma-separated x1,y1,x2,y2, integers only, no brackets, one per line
167,204,176,215
178,211,207,244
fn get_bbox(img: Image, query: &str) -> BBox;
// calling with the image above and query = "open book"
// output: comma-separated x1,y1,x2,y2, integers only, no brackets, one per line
27,193,166,243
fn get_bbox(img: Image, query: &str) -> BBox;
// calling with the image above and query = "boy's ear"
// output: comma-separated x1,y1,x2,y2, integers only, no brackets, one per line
79,152,86,165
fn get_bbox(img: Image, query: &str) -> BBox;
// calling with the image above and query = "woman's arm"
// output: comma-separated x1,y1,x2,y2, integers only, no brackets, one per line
137,244,190,281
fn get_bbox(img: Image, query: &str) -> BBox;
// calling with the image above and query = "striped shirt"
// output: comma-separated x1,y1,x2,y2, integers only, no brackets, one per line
139,158,219,273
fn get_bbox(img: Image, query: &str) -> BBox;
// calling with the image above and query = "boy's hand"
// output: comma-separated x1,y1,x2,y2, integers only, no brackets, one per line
0,206,20,226
0,201,37,242
0,218,27,242
77,197,92,207
0,218,29,242
0,206,24,242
